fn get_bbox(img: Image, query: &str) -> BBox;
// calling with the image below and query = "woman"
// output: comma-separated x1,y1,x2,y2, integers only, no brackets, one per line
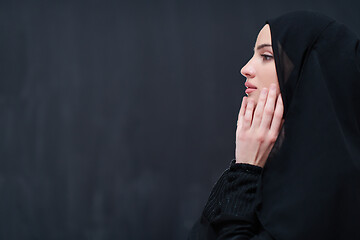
188,10,360,240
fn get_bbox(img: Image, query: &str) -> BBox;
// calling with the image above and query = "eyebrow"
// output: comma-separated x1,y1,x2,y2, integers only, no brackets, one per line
253,43,272,52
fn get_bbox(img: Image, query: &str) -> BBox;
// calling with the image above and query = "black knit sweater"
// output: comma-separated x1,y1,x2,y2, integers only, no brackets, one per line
188,160,273,240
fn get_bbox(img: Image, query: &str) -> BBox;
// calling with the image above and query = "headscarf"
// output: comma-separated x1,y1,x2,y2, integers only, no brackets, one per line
256,10,360,240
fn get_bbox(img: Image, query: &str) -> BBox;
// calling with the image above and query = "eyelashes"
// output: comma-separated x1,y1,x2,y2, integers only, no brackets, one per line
261,54,273,61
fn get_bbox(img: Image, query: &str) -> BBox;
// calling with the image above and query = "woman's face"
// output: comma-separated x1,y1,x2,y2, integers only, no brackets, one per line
240,24,280,104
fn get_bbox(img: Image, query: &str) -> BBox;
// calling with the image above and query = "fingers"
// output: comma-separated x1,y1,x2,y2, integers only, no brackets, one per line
270,93,284,133
260,84,277,129
238,96,247,119
252,88,268,128
237,96,247,127
243,98,255,129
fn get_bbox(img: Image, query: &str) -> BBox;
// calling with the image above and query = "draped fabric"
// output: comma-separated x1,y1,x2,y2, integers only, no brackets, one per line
256,10,360,240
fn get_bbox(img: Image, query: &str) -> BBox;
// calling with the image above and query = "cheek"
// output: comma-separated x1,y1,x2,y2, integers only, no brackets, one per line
263,65,278,88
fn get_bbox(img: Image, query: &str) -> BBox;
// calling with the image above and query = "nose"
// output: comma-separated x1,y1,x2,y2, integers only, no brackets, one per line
240,59,255,78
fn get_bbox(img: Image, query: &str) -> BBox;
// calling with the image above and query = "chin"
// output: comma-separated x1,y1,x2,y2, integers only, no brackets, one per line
246,92,260,104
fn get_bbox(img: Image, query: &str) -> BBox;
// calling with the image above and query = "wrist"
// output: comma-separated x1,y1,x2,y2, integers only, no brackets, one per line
230,159,263,173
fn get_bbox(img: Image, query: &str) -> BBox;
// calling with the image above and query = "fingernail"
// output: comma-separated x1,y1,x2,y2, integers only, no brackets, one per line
270,84,276,91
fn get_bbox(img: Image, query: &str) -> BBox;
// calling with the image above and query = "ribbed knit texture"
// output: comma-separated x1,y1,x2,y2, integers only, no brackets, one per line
202,159,263,223
188,159,265,239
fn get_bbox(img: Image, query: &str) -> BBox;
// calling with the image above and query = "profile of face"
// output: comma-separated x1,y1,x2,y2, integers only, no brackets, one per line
240,24,280,104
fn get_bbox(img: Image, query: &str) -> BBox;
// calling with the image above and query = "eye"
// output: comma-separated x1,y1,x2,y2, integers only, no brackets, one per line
261,54,273,61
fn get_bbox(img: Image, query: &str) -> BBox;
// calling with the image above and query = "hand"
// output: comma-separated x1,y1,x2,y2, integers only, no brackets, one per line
235,84,284,168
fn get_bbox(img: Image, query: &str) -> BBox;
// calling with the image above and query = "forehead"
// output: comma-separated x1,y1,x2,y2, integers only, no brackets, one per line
256,24,272,46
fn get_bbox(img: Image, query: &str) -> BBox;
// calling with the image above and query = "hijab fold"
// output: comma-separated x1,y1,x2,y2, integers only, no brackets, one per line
256,10,360,240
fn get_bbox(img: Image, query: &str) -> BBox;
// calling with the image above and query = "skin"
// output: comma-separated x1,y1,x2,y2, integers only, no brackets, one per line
235,24,284,167
240,24,280,103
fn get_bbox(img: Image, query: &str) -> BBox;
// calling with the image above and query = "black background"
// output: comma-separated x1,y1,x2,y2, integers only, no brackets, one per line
1,0,359,239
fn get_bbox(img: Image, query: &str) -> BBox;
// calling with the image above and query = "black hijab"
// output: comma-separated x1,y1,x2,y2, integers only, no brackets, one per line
256,10,360,239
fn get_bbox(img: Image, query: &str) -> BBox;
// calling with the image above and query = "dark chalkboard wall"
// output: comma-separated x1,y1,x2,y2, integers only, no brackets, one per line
1,0,359,239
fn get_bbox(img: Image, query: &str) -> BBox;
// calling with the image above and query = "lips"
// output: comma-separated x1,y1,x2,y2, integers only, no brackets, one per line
245,82,257,89
245,88,256,94
245,81,257,94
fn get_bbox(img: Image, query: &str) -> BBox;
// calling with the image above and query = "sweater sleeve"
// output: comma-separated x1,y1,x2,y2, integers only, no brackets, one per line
188,159,273,240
